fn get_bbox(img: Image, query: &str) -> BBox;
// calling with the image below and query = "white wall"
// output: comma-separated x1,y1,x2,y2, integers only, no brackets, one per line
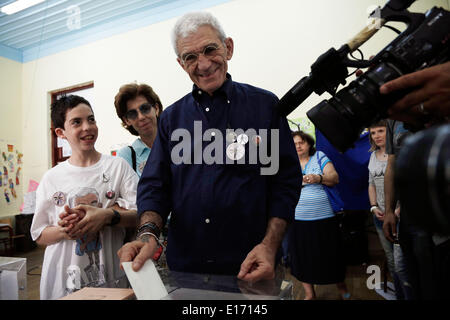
0,56,23,217
14,0,450,201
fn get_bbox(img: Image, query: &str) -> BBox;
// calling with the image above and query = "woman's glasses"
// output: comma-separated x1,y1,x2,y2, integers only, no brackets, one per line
125,103,154,120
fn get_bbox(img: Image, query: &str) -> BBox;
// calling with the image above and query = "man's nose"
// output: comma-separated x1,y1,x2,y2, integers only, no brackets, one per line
196,53,212,69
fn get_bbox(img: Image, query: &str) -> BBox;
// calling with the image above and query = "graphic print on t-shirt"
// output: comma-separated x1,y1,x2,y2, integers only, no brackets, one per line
65,187,107,294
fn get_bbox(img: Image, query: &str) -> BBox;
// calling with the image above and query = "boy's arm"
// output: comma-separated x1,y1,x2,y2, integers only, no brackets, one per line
31,177,72,246
110,204,138,228
65,205,137,239
36,225,74,246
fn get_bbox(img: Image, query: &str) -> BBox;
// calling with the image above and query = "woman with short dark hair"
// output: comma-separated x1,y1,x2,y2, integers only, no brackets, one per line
289,131,349,300
114,83,163,176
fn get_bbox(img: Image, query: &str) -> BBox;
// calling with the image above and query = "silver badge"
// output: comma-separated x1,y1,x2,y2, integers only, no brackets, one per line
226,132,237,143
52,191,66,207
102,173,110,183
226,143,245,161
236,134,249,145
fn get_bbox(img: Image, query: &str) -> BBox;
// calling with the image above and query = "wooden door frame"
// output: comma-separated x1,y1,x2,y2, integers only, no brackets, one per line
50,82,94,167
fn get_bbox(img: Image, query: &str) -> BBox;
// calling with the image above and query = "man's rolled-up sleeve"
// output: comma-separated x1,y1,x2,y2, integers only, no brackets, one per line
137,112,172,224
267,112,302,222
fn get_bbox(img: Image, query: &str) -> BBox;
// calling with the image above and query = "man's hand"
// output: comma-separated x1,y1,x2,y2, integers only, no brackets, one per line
119,211,164,271
237,243,275,283
383,211,398,243
380,61,450,125
67,205,110,238
117,239,158,272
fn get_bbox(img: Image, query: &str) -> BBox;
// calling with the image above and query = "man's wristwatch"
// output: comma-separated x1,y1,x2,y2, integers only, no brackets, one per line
109,209,121,226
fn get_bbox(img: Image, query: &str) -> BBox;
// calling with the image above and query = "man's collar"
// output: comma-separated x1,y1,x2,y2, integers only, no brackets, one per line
192,73,233,101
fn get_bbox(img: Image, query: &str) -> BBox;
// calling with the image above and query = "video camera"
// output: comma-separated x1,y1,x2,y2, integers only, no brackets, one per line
277,0,450,153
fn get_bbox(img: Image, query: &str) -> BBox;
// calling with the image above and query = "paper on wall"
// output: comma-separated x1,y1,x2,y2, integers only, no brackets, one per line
27,180,39,192
122,260,168,300
21,191,36,214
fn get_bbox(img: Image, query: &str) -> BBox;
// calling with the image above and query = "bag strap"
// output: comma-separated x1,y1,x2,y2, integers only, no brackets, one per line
128,146,137,171
316,152,326,174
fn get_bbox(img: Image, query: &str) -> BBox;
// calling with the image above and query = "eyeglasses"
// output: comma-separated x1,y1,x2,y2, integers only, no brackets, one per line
125,103,154,120
180,43,222,67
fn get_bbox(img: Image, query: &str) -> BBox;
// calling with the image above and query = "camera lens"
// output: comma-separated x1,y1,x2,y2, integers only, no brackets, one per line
306,99,360,152
307,62,403,152
395,124,450,233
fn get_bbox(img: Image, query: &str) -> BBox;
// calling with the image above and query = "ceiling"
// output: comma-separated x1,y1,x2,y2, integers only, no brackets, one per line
0,0,230,62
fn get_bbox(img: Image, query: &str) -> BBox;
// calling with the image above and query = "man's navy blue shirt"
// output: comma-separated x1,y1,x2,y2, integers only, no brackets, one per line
137,74,301,275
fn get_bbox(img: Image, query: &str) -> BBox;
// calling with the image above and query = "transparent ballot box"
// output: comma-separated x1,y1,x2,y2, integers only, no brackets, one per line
62,267,293,300
160,269,293,300
0,257,27,300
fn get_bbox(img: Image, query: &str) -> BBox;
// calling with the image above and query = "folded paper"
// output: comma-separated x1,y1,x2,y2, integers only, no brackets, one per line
122,260,168,300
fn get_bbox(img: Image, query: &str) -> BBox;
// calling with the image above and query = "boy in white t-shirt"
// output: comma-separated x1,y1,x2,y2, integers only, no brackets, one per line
30,95,139,300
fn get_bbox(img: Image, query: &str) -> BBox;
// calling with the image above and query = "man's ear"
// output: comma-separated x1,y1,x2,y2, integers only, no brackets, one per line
55,127,66,139
224,37,234,61
177,57,188,72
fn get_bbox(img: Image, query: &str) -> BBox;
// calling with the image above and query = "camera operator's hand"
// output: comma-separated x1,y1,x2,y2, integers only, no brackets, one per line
380,61,450,125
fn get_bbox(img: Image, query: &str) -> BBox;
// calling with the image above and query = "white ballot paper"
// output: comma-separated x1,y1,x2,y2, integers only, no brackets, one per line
122,260,168,300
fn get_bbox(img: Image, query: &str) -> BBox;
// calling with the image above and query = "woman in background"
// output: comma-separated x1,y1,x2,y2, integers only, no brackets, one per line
114,83,167,261
289,131,349,300
114,83,162,177
368,120,410,300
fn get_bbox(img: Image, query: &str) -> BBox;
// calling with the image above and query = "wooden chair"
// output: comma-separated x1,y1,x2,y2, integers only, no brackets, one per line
0,218,25,256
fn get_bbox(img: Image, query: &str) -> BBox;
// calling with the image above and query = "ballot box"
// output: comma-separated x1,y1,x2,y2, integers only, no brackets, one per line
62,267,293,300
0,257,27,300
161,269,293,300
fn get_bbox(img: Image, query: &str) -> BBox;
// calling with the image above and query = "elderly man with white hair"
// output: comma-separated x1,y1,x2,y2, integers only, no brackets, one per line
118,11,301,283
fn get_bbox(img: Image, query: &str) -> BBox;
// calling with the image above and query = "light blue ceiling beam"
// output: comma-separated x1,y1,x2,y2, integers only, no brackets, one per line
0,0,233,63
0,41,22,62
3,0,152,47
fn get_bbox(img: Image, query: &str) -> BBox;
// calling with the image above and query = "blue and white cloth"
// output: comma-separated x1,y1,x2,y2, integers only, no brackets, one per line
295,151,334,221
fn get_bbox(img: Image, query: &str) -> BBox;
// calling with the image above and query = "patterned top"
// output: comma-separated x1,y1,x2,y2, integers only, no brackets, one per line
368,151,387,212
295,151,335,221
